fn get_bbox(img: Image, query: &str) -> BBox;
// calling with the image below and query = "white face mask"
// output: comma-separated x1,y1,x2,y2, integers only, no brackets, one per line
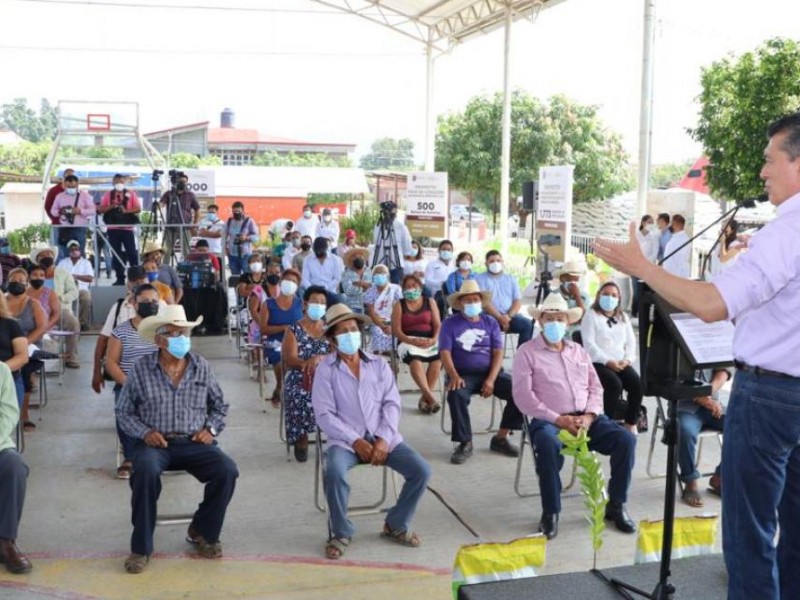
646,223,655,233
249,262,263,273
459,260,472,271
488,262,503,274
114,183,124,192
323,215,332,223
304,210,312,219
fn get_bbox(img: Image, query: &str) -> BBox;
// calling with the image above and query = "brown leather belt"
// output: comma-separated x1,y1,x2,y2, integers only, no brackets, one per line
734,360,798,380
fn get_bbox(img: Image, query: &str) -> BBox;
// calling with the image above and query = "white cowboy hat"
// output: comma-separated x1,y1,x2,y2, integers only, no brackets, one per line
527,293,584,324
446,279,492,309
323,303,370,334
29,243,58,265
138,304,203,343
554,259,587,278
141,241,165,257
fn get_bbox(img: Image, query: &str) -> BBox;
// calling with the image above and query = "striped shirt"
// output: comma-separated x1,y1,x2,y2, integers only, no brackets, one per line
111,319,157,376
115,351,228,440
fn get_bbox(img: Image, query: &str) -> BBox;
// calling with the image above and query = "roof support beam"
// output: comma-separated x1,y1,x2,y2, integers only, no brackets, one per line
499,4,512,257
637,0,657,218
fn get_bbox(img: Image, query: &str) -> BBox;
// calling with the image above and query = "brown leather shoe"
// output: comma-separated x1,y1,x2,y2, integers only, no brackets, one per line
186,524,222,559
0,539,33,574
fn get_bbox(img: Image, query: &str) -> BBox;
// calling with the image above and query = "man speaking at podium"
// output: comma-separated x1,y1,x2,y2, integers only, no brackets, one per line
595,113,800,600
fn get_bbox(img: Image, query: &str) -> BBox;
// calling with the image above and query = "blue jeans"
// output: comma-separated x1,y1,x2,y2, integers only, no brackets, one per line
721,369,800,600
227,254,246,276
528,415,636,514
114,386,138,461
677,407,723,483
13,371,23,409
324,443,430,540
129,439,238,555
507,314,534,346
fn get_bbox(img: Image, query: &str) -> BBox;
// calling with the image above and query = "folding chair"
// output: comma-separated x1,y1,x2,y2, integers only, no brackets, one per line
15,420,24,454
226,274,241,343
155,470,196,526
27,361,49,421
646,396,723,479
503,332,519,358
313,429,395,516
439,377,502,435
513,420,577,498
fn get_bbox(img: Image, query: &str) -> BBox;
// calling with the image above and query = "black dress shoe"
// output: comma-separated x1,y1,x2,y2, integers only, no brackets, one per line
605,502,636,534
538,513,559,540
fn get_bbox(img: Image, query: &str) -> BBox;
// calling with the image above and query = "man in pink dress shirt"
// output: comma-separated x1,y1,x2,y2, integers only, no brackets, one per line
595,113,800,600
512,294,637,540
311,304,430,560
50,174,96,260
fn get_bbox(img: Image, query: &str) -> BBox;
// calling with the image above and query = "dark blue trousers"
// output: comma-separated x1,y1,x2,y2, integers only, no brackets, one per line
129,439,238,556
446,371,523,442
528,415,636,514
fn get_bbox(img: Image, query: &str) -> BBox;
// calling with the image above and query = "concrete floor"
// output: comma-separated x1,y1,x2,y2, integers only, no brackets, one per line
0,331,724,600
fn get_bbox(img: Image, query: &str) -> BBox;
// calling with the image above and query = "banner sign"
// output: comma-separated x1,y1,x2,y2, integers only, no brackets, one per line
536,165,574,262
183,169,216,198
405,171,448,239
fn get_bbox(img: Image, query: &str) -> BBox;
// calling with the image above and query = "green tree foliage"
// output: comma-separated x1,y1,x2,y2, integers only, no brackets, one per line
0,98,57,142
252,151,351,168
650,161,693,189
690,38,800,200
435,91,633,205
339,205,378,245
7,223,52,255
0,141,51,178
359,137,415,170
169,153,222,169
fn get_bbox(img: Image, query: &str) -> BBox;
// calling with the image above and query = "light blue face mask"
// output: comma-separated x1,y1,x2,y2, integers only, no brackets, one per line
440,250,453,261
166,335,191,359
336,331,361,355
599,295,619,312
463,302,482,318
307,303,326,321
65,188,77,196
542,321,567,344
373,274,388,287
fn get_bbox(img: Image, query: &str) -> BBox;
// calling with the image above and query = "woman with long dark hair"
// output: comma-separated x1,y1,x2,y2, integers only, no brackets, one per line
580,281,643,433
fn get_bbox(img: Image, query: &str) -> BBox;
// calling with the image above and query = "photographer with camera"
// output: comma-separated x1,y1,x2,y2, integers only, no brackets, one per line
224,201,259,276
371,201,414,285
99,174,141,286
50,174,96,260
159,171,199,263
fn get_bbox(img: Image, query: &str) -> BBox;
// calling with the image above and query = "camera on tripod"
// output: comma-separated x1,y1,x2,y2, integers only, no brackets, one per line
168,169,187,187
379,200,397,224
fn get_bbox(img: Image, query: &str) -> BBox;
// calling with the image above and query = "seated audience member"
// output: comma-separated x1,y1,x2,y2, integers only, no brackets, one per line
424,239,455,316
29,244,81,367
292,235,313,273
104,284,160,479
312,304,431,559
0,362,32,574
438,280,522,464
443,251,475,296
0,238,22,286
580,282,643,433
264,260,282,300
3,277,35,412
475,250,534,347
541,259,590,340
142,258,175,304
391,274,441,414
403,240,427,281
318,208,340,251
512,294,636,540
336,228,358,257
282,230,302,271
301,237,344,305
364,264,402,354
260,268,303,407
91,266,150,395
678,369,729,507
186,239,221,280
141,241,183,303
57,239,94,330
183,239,228,334
282,286,330,462
116,305,238,574
340,248,372,314
237,254,268,345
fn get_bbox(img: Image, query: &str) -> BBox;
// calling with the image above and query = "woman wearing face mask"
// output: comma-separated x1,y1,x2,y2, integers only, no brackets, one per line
708,218,745,278
260,269,304,408
443,251,475,297
425,239,456,316
364,264,402,353
580,282,642,434
237,254,268,346
6,268,47,431
141,259,175,304
340,248,372,314
633,215,659,316
403,240,427,280
26,265,60,331
105,284,160,478
392,275,441,414
264,261,282,300
0,286,30,413
281,286,330,462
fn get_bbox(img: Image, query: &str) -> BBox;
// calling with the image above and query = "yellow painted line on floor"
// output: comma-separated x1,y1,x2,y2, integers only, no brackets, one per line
0,555,453,600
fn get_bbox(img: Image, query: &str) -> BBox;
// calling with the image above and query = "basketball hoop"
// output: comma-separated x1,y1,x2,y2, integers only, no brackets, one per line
86,113,111,131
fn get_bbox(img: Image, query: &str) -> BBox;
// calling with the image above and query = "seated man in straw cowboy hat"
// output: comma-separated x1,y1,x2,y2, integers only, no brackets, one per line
312,304,431,560
439,280,524,465
140,241,183,304
115,305,238,574
512,294,637,540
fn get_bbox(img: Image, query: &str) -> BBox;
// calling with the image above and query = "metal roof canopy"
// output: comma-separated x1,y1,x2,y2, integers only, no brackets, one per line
308,0,569,255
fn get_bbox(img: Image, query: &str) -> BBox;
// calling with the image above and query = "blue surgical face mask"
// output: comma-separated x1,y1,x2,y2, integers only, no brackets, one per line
166,335,191,359
542,321,567,344
336,331,361,355
66,188,77,196
463,302,482,318
439,250,453,261
373,274,388,286
599,295,619,312
146,272,158,282
307,303,326,321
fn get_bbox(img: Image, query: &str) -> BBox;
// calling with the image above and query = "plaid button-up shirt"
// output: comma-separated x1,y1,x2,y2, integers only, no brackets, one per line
115,350,228,440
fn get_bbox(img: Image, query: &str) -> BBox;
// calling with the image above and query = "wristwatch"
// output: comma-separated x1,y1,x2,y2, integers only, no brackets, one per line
208,426,218,437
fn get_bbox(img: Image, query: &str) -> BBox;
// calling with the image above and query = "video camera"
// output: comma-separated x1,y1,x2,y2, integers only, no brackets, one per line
168,169,187,186
379,200,397,225
61,206,76,224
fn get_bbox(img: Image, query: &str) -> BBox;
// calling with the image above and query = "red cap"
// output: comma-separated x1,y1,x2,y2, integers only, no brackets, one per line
345,229,356,238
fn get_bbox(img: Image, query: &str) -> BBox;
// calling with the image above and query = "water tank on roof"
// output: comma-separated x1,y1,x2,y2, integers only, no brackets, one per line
220,108,235,129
